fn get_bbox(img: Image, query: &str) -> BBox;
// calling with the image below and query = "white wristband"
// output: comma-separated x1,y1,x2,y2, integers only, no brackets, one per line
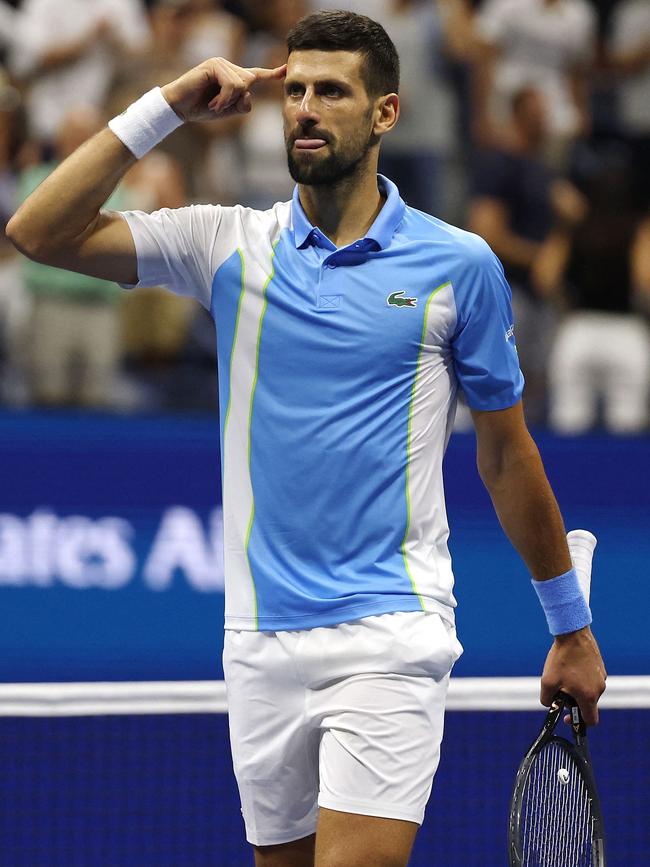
108,87,184,159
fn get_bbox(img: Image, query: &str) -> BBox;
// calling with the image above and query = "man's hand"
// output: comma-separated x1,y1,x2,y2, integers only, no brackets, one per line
540,626,607,726
161,58,286,123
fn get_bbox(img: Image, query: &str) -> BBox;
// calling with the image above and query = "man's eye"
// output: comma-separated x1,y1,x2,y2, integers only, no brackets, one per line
323,86,342,97
286,85,303,97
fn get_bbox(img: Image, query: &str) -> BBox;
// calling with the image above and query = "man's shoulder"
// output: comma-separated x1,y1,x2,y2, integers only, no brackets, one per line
231,198,292,229
157,199,293,241
399,205,493,266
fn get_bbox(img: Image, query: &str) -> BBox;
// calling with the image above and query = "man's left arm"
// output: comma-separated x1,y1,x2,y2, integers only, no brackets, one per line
471,401,607,724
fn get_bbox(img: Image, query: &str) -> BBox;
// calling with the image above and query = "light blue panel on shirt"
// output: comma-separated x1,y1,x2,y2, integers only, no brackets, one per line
211,249,245,475
395,207,524,411
449,239,524,410
246,231,437,627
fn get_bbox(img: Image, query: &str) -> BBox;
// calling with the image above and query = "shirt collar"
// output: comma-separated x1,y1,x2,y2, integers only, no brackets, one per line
291,174,405,251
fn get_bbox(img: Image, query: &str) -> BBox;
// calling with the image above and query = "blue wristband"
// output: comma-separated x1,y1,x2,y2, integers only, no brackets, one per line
531,567,592,635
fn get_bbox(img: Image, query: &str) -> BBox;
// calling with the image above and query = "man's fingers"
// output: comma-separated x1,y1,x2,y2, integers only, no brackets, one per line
237,91,252,113
249,64,287,82
207,63,284,116
221,91,252,117
568,699,598,726
575,696,599,727
540,630,606,728
210,80,235,112
219,59,285,85
539,681,556,708
540,681,601,726
541,683,601,726
564,702,599,727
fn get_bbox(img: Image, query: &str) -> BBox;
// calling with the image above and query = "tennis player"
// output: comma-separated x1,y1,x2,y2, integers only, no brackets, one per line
8,10,606,867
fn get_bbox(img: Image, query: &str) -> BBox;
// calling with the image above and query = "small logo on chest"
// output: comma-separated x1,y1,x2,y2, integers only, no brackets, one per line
387,291,417,308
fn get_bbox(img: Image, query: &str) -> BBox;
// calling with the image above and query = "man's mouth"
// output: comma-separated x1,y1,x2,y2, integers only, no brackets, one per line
294,138,327,150
292,133,329,150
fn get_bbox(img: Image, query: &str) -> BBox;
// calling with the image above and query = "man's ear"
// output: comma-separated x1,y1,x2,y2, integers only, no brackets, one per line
374,93,399,137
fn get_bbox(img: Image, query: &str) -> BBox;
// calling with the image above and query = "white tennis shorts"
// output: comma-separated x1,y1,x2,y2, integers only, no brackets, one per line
223,610,463,846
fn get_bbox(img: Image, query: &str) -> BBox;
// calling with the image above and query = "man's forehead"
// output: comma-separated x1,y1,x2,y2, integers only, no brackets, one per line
286,49,365,84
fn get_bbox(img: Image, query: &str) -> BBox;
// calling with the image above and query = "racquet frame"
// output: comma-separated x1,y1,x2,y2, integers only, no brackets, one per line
508,691,606,866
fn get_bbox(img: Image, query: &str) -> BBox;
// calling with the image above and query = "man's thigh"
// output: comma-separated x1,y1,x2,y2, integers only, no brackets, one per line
251,810,417,867
315,809,417,867
254,834,316,867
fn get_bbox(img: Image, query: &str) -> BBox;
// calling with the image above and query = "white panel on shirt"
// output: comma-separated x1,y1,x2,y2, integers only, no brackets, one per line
402,281,458,612
118,201,292,310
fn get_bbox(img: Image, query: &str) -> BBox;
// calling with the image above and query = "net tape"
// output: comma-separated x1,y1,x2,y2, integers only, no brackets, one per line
0,675,647,717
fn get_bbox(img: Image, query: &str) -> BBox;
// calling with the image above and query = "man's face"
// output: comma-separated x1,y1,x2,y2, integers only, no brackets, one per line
283,50,377,186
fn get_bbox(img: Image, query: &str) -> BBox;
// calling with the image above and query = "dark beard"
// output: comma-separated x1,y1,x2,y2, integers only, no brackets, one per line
286,116,375,186
287,139,372,186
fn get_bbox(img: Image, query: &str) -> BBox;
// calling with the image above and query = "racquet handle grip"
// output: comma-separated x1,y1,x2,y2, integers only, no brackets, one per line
567,529,597,604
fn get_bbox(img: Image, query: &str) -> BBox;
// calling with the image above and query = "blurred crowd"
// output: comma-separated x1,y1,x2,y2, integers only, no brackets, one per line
0,0,648,432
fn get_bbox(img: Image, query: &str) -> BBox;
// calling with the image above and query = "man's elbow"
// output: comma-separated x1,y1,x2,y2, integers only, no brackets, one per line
7,212,37,258
476,452,504,492
477,438,542,494
6,212,59,263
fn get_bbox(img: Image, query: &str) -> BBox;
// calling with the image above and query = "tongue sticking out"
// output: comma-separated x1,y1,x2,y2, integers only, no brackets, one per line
295,139,327,149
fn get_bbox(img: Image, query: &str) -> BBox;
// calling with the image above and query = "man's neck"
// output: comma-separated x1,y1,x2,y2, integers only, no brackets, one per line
298,162,385,248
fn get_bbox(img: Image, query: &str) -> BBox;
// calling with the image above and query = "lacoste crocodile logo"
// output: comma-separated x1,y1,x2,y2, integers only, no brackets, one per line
387,291,417,308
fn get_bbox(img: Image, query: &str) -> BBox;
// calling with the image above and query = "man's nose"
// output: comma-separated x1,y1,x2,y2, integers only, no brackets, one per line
296,89,319,124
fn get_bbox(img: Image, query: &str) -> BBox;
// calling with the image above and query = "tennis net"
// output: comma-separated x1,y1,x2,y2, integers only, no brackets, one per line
1,677,648,867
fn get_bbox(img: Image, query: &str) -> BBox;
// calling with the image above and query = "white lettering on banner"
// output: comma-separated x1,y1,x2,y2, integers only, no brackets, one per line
28,511,58,585
0,514,25,584
56,517,135,590
0,508,224,592
143,507,224,592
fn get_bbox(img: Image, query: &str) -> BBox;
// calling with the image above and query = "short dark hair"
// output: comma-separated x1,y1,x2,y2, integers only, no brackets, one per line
286,10,400,97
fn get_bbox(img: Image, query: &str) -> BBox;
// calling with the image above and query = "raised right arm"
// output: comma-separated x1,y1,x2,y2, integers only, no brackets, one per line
7,130,139,284
6,58,286,286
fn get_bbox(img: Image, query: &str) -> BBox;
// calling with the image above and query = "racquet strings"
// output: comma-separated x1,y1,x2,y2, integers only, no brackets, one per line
520,740,594,866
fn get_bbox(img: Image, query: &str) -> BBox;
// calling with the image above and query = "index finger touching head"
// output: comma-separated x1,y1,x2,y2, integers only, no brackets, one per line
249,64,287,83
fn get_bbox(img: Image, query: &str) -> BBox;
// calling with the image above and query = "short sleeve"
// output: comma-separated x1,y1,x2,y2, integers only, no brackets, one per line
117,204,230,309
451,238,524,411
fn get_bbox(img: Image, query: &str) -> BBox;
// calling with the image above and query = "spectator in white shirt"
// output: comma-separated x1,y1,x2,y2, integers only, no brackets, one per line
473,0,596,158
8,0,151,147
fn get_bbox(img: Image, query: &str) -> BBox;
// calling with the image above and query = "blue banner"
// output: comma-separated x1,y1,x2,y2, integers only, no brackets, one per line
1,411,648,680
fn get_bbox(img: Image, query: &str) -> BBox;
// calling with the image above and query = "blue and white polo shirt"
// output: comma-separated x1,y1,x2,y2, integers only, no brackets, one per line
119,175,523,631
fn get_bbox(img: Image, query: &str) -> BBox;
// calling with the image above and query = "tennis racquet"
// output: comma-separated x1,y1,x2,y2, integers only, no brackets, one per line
508,530,606,867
